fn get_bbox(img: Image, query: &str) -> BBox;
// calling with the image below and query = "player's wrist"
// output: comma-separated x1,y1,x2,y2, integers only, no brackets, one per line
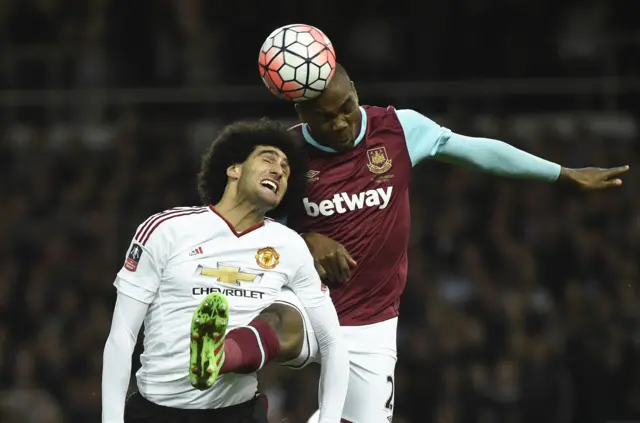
557,167,575,183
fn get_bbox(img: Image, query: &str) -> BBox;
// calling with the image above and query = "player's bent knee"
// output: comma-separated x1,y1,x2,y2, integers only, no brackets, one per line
262,303,304,362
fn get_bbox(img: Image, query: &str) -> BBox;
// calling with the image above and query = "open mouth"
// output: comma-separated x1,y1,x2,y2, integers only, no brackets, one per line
260,179,279,194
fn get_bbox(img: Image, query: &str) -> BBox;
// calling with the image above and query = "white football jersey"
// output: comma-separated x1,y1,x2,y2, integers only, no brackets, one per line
115,205,328,409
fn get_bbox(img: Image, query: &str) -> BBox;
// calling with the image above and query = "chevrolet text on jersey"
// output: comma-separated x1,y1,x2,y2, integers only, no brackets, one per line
192,286,265,299
303,186,393,217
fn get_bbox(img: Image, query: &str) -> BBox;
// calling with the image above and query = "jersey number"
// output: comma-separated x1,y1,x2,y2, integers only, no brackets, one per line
385,375,394,411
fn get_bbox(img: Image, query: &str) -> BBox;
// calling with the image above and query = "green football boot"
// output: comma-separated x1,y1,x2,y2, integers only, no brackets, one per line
189,292,228,390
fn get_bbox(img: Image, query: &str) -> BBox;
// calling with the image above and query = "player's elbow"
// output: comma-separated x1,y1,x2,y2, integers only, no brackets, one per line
103,328,135,361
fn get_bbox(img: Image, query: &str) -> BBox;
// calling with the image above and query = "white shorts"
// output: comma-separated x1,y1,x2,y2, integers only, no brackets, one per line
274,289,398,423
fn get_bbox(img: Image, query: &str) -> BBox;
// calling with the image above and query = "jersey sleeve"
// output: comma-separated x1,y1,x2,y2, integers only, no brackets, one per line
397,108,561,181
434,132,561,181
102,292,149,423
396,108,450,166
287,247,328,306
288,242,350,423
114,219,169,304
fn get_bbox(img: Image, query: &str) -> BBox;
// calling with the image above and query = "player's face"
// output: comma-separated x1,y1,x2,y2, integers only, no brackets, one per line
297,82,361,152
239,146,290,210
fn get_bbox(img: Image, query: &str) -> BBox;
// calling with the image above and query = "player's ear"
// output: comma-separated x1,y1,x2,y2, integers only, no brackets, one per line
226,164,241,181
351,81,358,103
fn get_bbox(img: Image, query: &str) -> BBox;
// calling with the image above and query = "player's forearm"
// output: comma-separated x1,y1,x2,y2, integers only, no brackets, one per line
306,303,350,423
102,291,148,423
435,132,561,182
317,347,350,422
102,332,134,423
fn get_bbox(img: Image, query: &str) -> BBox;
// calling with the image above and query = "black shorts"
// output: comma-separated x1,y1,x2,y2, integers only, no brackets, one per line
124,392,269,423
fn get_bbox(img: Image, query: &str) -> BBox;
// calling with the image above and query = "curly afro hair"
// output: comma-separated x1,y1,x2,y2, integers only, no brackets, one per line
197,118,308,220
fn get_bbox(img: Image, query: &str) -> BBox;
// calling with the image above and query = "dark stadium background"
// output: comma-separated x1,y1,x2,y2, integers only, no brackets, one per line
0,0,638,422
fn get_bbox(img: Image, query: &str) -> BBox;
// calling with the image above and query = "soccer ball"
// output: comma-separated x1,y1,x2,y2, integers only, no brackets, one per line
258,24,336,102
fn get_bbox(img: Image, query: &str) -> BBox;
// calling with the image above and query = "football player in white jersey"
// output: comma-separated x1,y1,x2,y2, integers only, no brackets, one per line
102,119,349,423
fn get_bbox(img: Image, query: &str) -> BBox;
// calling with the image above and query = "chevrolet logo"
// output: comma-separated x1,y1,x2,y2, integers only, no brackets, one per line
197,265,261,285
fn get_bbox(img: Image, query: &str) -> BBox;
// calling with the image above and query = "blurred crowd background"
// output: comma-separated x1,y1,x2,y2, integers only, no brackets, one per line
0,0,638,422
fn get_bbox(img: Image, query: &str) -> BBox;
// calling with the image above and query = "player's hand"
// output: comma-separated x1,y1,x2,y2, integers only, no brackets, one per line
558,166,629,190
302,232,357,285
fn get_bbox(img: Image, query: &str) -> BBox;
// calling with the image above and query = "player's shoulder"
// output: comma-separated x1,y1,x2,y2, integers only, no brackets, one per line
132,206,211,247
364,104,427,120
362,104,409,132
264,219,306,246
362,104,405,119
366,106,442,140
361,105,415,149
263,220,311,266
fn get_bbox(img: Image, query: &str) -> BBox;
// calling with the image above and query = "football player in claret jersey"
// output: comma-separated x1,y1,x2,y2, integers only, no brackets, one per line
101,119,349,423
283,63,629,423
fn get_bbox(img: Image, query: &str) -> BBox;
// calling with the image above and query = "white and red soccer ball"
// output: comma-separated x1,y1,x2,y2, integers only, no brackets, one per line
258,24,336,102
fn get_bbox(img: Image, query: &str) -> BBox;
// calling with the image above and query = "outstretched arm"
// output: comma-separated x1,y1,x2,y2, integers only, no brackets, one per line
397,109,628,189
434,132,561,181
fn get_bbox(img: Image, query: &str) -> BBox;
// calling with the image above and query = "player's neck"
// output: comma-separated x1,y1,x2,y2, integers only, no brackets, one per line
307,107,362,151
213,197,265,233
